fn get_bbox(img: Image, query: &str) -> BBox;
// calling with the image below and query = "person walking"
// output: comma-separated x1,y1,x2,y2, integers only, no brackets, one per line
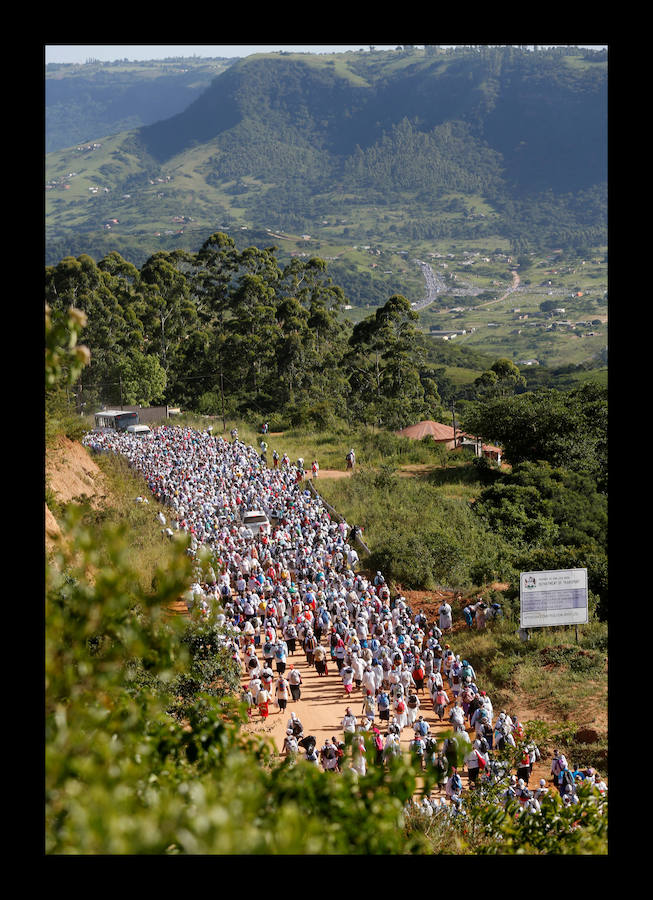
410,734,426,770
525,739,541,781
413,715,430,742
557,761,575,797
262,635,276,671
361,690,376,722
393,695,408,731
275,673,290,714
282,730,299,759
377,688,391,724
449,701,466,734
412,658,425,693
445,767,463,802
464,743,481,786
287,711,304,739
274,639,288,674
315,644,329,676
434,686,449,721
406,690,421,729
321,740,339,772
257,685,270,719
550,749,567,788
304,629,318,667
341,663,355,696
342,707,357,736
534,778,550,803
283,620,297,655
439,600,453,633
287,664,302,702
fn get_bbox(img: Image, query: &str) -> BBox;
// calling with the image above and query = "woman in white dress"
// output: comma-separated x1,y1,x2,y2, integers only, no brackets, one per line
439,601,453,632
405,691,420,728
393,696,408,731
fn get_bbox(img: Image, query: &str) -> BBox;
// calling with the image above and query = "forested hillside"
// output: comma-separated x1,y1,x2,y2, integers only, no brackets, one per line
46,46,607,272
44,235,605,429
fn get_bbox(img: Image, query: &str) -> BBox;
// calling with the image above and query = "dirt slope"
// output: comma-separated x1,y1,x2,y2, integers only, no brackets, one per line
45,435,109,552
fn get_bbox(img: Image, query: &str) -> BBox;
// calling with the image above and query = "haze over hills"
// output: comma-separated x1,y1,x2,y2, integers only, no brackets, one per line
45,56,238,153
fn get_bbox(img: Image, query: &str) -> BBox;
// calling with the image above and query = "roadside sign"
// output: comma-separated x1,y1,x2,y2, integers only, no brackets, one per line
519,568,588,629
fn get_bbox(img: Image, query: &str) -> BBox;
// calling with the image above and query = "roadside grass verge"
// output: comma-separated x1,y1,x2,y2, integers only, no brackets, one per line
450,619,608,770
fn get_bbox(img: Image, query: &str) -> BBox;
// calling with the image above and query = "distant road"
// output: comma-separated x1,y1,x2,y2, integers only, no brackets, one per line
411,260,449,310
412,259,484,311
473,270,521,307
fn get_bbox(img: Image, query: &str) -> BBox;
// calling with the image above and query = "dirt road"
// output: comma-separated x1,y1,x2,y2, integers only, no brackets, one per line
241,627,552,796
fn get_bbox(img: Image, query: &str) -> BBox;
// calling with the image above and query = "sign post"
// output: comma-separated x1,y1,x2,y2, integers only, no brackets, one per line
520,568,588,631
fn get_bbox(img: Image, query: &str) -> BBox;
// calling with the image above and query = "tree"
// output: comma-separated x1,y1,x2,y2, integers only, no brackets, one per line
139,252,196,376
462,385,607,490
45,254,144,405
347,294,430,427
115,350,167,406
474,358,526,397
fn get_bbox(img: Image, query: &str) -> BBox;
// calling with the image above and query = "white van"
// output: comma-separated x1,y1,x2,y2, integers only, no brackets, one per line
241,510,271,536
126,424,152,437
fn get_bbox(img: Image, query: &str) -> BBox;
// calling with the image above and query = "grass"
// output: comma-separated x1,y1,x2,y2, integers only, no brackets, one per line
449,619,607,758
76,451,184,594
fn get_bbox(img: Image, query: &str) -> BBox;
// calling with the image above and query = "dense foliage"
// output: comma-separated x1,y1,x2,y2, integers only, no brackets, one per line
462,384,608,491
45,240,446,428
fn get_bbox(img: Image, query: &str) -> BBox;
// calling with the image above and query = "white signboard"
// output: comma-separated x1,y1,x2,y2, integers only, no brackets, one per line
520,568,588,629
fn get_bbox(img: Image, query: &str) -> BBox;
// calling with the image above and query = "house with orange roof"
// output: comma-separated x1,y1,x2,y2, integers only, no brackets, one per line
396,420,502,464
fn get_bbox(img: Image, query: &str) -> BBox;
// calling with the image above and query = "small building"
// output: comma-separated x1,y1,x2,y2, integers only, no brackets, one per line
396,420,502,463
396,420,458,448
95,404,179,425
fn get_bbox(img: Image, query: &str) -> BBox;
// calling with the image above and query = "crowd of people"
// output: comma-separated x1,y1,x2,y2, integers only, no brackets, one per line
83,424,607,817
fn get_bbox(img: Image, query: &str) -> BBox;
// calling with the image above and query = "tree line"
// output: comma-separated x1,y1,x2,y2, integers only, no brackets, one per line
45,235,449,431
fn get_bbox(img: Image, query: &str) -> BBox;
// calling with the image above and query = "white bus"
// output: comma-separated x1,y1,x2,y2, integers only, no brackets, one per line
94,409,140,432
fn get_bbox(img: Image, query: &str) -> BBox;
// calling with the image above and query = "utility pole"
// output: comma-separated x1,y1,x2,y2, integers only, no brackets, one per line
451,400,457,447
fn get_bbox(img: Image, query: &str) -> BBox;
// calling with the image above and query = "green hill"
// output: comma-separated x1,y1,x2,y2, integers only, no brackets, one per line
46,46,606,273
45,47,607,373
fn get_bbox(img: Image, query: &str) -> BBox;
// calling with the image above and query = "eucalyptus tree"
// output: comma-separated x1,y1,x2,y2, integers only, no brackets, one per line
346,294,431,428
45,253,146,407
138,251,199,402
276,256,350,412
192,232,241,330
